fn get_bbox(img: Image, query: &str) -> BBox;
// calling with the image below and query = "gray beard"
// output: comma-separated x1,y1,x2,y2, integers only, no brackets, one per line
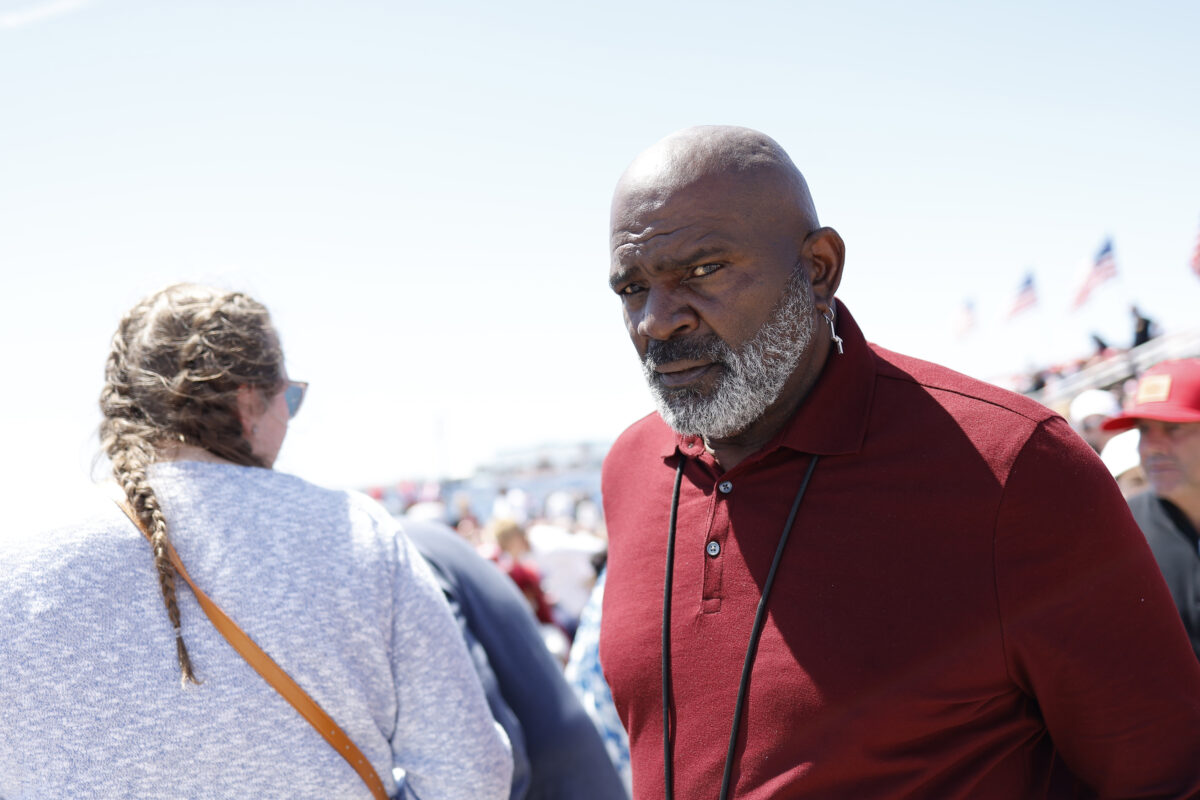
640,269,817,440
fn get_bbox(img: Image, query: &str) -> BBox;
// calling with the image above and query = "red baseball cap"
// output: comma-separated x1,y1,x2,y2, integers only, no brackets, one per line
1101,359,1200,431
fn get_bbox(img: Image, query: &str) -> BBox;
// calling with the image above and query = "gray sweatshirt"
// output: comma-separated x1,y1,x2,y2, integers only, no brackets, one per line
0,461,511,799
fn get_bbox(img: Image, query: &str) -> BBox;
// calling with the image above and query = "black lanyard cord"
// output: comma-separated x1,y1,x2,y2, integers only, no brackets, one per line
662,459,685,800
663,454,821,800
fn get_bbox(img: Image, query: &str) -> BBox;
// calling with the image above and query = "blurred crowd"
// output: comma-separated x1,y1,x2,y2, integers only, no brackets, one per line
366,482,609,662
1013,304,1160,395
368,477,632,796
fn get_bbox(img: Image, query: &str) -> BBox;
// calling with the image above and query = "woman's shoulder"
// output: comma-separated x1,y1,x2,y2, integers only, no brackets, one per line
150,461,403,560
0,489,141,596
149,461,358,517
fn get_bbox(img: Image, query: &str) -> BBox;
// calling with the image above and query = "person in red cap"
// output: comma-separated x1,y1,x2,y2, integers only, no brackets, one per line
1102,358,1200,658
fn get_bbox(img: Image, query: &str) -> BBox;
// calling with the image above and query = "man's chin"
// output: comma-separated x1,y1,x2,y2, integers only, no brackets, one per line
650,382,714,415
653,398,706,435
655,398,742,439
1149,475,1185,501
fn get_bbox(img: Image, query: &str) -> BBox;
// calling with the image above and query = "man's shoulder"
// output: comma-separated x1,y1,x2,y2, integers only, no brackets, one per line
869,343,1056,425
607,410,673,460
602,412,676,503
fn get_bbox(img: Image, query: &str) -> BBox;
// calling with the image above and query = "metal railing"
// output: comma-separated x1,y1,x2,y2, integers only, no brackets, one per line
1033,329,1200,408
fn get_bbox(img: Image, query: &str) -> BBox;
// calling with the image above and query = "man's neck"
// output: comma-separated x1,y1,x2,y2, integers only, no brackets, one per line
1161,490,1200,536
704,424,785,472
703,356,828,471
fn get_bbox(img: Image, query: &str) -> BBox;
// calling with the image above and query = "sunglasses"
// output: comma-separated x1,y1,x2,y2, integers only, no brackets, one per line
283,380,308,418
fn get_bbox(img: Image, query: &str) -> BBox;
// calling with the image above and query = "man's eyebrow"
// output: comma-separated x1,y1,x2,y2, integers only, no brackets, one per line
662,246,728,270
609,246,730,290
609,267,638,291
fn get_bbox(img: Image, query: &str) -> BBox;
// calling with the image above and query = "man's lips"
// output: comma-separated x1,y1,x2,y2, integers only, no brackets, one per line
654,361,717,388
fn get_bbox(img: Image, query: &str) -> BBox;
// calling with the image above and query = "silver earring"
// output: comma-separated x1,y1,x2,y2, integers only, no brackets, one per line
824,307,844,355
252,423,259,435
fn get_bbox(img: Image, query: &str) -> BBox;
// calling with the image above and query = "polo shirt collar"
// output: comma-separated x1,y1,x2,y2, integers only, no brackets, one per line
659,300,875,461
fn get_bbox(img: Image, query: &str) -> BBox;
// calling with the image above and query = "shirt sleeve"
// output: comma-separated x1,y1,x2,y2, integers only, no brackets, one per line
995,417,1200,797
387,529,513,800
421,547,532,799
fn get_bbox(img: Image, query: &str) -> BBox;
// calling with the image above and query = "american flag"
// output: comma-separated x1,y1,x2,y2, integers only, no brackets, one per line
1072,238,1118,309
1008,273,1037,318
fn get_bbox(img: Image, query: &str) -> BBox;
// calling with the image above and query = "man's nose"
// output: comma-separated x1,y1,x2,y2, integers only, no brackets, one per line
1138,426,1170,457
634,288,698,341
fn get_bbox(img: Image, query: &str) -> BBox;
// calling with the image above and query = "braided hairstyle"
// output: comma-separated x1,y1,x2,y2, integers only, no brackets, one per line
99,284,284,685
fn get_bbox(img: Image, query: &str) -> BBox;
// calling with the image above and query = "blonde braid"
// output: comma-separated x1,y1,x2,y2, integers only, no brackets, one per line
99,284,283,686
109,427,200,685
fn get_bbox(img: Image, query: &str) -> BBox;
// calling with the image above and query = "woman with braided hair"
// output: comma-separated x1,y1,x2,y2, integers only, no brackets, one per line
0,284,511,799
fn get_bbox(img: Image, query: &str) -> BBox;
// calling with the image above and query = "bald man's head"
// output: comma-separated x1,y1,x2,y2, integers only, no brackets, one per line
611,125,820,241
607,125,846,445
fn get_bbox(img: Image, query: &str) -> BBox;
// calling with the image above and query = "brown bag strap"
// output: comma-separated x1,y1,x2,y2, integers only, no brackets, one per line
110,493,389,800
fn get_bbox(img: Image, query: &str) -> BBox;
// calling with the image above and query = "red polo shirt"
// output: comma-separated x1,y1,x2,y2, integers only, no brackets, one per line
600,303,1200,799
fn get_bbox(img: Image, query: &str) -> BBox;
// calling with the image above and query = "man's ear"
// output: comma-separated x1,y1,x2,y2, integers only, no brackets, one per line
235,385,264,437
802,227,845,311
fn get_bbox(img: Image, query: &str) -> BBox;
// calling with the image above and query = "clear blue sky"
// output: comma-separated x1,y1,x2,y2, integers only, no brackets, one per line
2,0,1198,528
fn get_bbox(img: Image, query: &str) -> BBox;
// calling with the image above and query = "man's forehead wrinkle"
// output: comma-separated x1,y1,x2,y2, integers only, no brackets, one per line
610,187,704,250
620,218,695,246
610,183,667,238
611,222,706,267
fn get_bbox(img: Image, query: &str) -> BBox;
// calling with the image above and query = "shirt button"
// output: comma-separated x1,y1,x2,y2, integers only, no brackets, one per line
718,480,733,494
706,540,721,557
